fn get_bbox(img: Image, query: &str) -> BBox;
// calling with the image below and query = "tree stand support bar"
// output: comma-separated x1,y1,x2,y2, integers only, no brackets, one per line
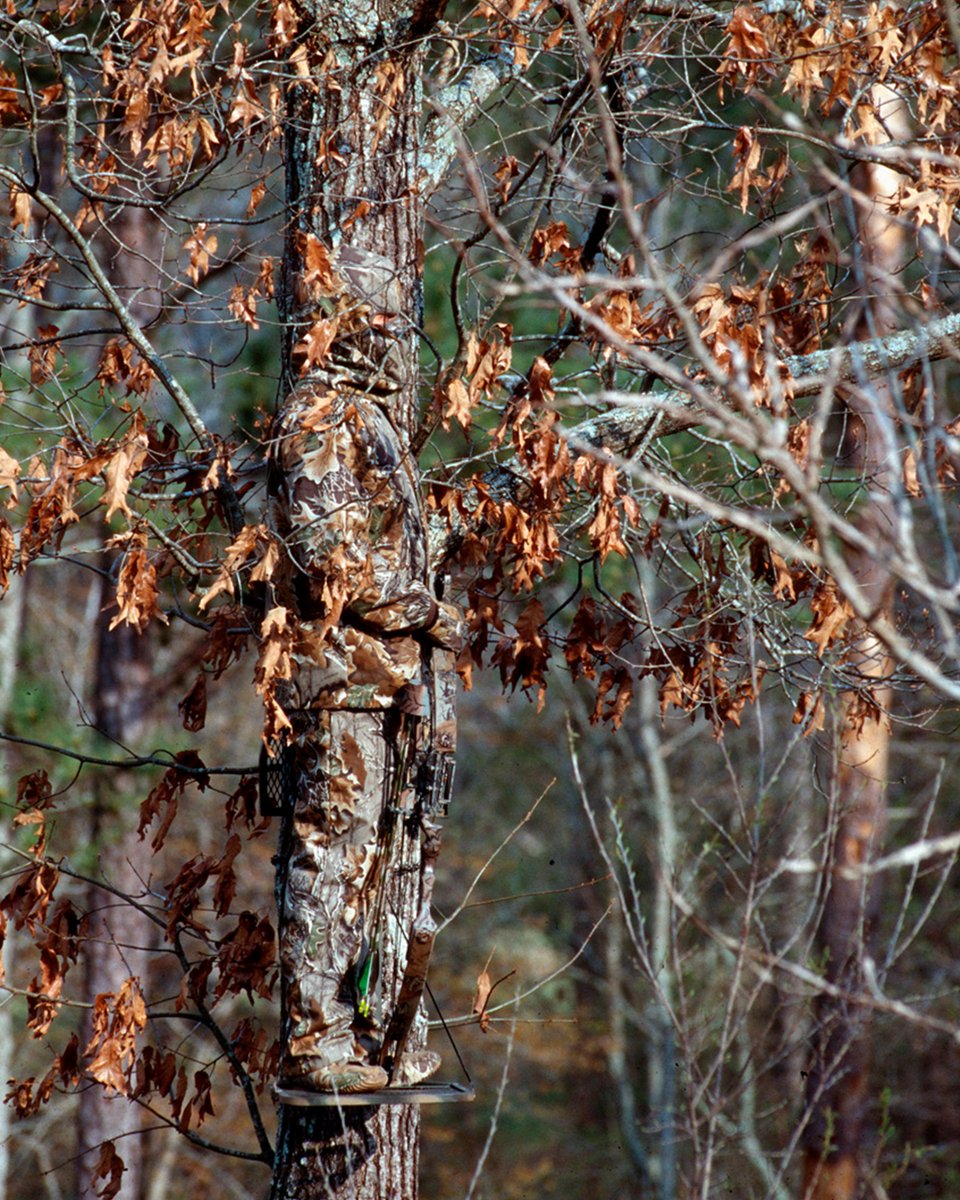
274,1082,476,1107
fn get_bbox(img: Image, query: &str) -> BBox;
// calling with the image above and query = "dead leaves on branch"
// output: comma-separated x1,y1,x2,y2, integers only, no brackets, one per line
15,411,162,573
91,1143,126,1200
804,581,856,657
718,6,778,96
692,280,795,405
97,339,156,398
133,1050,223,1136
182,223,217,285
197,522,278,612
472,955,516,1033
6,1034,80,1119
138,751,209,854
716,4,960,235
729,127,787,215
229,256,275,329
85,978,147,1097
255,604,296,742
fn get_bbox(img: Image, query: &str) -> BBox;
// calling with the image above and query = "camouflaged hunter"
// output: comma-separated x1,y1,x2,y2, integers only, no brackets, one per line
269,246,463,1094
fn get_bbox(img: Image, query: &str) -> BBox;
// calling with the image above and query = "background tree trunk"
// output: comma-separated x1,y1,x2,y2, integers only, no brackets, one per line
77,567,154,1200
0,574,24,1200
800,89,908,1200
77,199,166,1199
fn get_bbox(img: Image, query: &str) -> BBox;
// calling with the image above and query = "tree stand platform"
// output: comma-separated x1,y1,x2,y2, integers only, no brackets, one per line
274,1082,475,1107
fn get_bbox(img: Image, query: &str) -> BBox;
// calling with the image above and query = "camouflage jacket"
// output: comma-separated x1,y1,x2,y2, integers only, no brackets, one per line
271,383,462,711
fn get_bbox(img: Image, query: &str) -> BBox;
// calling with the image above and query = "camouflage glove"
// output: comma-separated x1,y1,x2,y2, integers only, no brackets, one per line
424,600,465,653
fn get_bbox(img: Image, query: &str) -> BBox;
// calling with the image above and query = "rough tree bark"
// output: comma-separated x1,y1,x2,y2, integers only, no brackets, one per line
269,6,444,1198
800,90,907,1200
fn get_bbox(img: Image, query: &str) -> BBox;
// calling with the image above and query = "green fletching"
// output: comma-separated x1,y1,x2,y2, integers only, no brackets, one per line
358,954,374,997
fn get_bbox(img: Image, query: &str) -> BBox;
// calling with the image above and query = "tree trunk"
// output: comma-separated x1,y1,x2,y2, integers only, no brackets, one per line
800,89,907,1200
77,566,155,1200
0,574,25,1200
270,8,435,1198
77,197,164,1199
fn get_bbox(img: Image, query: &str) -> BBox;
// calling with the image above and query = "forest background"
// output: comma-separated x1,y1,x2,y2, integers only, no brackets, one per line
0,1,958,1199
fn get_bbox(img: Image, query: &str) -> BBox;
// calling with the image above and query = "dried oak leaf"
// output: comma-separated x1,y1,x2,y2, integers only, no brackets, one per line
0,446,20,506
294,315,340,374
804,582,855,657
792,689,826,735
101,417,149,520
178,672,207,732
179,1069,215,1132
1,860,59,934
224,775,262,833
108,532,168,633
138,751,207,852
441,376,472,431
9,184,31,236
91,1141,125,1200
182,223,217,284
255,605,295,742
472,970,493,1033
212,833,242,918
198,523,273,611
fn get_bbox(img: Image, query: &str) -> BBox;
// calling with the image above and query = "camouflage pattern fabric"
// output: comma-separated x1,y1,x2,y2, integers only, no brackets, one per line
272,384,462,713
269,246,462,1083
281,709,401,1075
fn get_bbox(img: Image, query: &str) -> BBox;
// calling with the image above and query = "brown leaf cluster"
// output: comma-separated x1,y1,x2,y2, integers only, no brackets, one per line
198,523,277,611
529,221,581,272
13,768,53,857
97,339,156,397
805,581,856,657
162,828,246,941
27,324,61,385
132,1049,219,1134
728,126,787,215
564,595,638,729
84,978,148,1097
138,750,209,853
183,222,217,285
214,910,277,1003
10,252,59,305
107,531,169,634
25,899,84,1038
718,6,779,95
18,417,156,569
692,279,797,406
574,455,641,563
224,774,265,834
490,598,550,711
1,860,60,937
228,1017,279,1087
91,1142,125,1200
6,1034,80,1119
583,275,667,359
255,603,296,741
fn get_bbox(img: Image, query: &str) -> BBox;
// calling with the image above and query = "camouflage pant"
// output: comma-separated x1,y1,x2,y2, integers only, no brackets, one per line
281,709,408,1072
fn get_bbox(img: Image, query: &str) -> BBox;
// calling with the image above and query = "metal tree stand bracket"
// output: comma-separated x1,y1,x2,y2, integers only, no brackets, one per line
273,1082,476,1107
